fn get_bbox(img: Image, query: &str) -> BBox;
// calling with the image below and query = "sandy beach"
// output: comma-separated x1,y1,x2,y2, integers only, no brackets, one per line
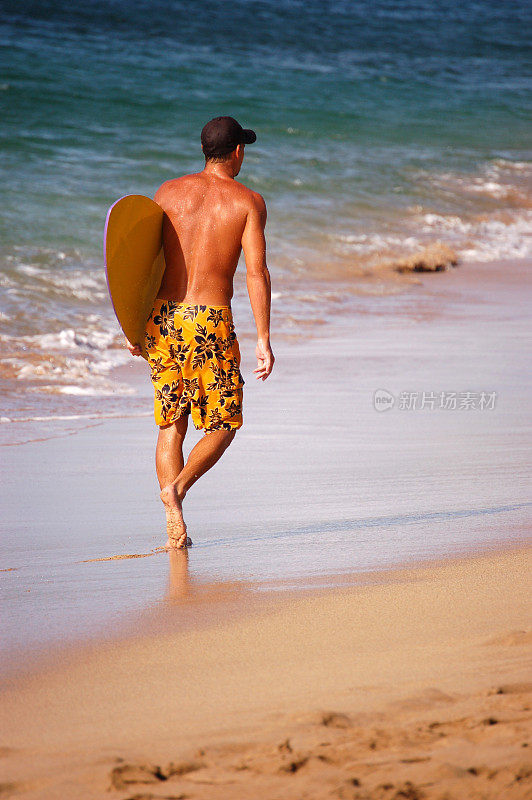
1,255,531,798
0,545,530,799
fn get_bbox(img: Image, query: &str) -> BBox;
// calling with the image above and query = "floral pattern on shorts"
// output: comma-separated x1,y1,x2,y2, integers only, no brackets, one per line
145,300,244,431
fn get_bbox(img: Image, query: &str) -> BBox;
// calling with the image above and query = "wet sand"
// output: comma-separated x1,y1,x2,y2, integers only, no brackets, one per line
0,545,530,799
2,256,531,656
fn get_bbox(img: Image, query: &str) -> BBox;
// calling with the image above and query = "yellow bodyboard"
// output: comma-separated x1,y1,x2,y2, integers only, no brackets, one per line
104,194,166,359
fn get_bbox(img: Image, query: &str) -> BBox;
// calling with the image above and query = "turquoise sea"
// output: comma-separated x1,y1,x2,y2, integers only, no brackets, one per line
1,0,531,422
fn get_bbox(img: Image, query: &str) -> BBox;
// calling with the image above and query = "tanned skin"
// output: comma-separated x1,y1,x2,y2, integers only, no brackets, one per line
127,143,274,547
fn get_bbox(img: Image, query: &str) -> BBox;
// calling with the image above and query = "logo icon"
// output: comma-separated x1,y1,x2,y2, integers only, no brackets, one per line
373,389,395,412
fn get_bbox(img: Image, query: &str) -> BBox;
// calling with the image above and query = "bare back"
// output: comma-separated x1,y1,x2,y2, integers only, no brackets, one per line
154,172,257,306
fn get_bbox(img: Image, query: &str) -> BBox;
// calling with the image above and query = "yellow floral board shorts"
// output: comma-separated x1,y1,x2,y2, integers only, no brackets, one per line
145,300,244,432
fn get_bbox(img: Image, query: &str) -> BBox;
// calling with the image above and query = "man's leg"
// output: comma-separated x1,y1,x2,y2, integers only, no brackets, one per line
156,414,188,488
156,415,189,548
160,428,236,548
175,428,236,497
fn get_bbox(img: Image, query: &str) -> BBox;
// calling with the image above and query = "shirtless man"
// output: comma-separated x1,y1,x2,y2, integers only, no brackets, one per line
127,117,274,547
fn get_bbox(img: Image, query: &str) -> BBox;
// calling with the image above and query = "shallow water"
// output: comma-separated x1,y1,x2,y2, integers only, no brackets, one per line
1,0,531,421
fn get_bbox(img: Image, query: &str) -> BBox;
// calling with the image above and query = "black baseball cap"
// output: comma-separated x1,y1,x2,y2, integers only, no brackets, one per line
201,116,257,157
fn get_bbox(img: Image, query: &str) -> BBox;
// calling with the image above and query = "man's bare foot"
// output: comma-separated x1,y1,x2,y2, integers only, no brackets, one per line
164,535,193,550
160,484,188,548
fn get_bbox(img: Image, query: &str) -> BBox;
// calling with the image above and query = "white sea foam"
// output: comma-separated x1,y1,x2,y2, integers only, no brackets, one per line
406,159,532,261
325,200,532,267
468,181,509,199
421,214,471,233
11,261,107,300
56,383,135,396
414,158,529,199
1,411,151,424
1,309,130,412
329,231,423,257
16,264,44,277
8,349,129,388
31,326,118,352
489,159,532,174
419,211,532,262
0,246,145,422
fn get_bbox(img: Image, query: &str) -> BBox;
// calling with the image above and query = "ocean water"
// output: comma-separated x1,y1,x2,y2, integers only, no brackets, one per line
1,0,531,424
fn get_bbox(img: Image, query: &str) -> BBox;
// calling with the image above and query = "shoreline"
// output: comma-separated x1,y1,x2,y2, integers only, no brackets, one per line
2,254,530,446
1,254,531,663
2,535,529,686
1,544,530,798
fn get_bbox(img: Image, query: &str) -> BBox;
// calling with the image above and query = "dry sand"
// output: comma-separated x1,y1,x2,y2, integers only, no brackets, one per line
0,544,530,799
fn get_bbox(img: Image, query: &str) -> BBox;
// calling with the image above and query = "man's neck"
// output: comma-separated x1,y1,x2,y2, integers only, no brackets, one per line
202,161,236,179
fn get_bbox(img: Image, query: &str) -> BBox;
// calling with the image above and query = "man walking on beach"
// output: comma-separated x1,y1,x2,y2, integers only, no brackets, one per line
127,117,274,547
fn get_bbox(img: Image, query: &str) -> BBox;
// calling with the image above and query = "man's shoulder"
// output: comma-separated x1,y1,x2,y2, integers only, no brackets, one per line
154,174,199,203
234,181,266,213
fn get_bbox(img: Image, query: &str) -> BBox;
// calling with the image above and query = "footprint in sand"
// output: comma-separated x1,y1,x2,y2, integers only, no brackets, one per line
488,682,532,695
389,687,457,711
123,794,188,800
320,711,353,729
483,629,532,647
110,760,203,791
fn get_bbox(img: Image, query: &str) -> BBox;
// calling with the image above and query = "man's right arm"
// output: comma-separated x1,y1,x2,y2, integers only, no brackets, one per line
241,192,274,381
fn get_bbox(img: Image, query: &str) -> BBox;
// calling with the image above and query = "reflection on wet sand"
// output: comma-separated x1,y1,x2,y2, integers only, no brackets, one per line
159,548,261,625
166,548,191,602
